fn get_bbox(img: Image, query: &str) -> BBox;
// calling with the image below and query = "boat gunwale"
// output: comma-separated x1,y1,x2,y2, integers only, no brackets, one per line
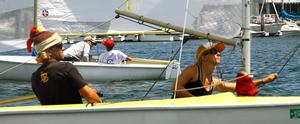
0,56,171,69
1,100,300,115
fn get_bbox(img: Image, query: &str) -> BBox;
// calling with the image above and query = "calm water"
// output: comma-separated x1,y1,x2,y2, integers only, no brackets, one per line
1,36,300,107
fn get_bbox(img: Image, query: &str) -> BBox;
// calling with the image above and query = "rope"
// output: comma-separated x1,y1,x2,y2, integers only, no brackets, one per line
276,42,300,75
218,41,300,85
251,41,300,77
0,95,36,105
83,0,129,34
0,57,36,77
84,17,116,34
118,16,171,33
173,0,190,99
140,44,182,100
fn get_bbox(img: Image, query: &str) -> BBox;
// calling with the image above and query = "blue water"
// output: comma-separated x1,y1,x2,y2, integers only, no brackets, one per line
1,36,300,107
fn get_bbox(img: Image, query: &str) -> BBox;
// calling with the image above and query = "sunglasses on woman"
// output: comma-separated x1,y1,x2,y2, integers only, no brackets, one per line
204,49,220,56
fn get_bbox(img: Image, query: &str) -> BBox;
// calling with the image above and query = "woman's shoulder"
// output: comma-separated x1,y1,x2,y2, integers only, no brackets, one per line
182,64,198,74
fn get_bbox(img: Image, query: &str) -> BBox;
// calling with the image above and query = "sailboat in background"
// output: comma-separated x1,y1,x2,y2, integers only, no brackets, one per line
1,0,300,124
280,0,300,36
0,0,180,82
250,0,283,37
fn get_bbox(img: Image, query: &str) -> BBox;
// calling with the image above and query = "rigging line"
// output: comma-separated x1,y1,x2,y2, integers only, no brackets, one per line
118,16,176,34
174,74,248,92
118,16,162,31
221,42,300,83
276,42,300,75
0,57,36,76
117,0,129,9
252,41,300,76
173,0,190,99
216,45,237,79
140,42,184,100
84,0,129,34
83,17,116,34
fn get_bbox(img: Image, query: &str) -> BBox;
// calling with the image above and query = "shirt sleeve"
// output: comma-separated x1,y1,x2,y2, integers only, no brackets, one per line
83,42,90,57
65,63,87,90
117,51,128,61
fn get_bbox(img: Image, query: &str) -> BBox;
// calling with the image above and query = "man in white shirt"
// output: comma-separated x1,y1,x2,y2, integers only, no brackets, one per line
64,36,97,62
98,39,131,64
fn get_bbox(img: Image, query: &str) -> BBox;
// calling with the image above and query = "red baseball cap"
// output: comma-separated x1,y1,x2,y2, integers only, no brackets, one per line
101,39,115,48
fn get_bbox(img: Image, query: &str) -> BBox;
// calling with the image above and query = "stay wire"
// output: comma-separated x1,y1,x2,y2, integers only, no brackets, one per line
84,17,116,34
0,57,36,78
173,0,190,99
221,41,300,84
140,38,189,100
216,45,237,79
83,0,129,34
117,15,179,35
276,42,300,75
252,41,300,77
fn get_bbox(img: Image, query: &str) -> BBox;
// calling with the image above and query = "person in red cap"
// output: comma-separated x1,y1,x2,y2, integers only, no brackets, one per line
172,41,278,98
27,27,102,105
98,38,132,64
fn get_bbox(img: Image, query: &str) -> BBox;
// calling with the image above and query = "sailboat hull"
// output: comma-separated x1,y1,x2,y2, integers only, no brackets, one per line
0,56,179,82
1,93,300,124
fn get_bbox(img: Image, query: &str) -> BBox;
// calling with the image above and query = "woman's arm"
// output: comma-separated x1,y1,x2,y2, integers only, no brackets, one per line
172,65,195,98
213,77,236,92
253,73,278,85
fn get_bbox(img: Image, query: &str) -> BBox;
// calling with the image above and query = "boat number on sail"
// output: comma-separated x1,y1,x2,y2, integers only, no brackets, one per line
290,109,300,119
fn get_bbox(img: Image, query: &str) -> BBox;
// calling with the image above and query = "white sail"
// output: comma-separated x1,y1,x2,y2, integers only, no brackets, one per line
0,0,33,52
0,0,242,52
110,0,242,38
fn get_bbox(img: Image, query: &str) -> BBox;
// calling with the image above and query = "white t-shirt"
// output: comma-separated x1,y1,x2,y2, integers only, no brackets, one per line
64,42,90,60
98,50,128,64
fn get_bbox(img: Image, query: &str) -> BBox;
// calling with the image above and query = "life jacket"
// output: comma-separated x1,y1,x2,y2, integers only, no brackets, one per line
236,72,259,96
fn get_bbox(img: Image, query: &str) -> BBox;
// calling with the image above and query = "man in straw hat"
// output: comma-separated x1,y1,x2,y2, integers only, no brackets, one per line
27,27,102,105
64,35,97,62
172,41,278,98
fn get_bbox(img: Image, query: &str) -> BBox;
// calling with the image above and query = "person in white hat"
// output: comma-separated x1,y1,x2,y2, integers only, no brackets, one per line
172,41,278,98
64,36,97,62
27,27,102,105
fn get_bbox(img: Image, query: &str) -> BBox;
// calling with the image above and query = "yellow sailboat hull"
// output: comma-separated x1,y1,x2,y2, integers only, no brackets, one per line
1,92,300,124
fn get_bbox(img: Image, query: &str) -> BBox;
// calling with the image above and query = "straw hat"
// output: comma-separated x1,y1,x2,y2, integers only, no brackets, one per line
195,41,225,63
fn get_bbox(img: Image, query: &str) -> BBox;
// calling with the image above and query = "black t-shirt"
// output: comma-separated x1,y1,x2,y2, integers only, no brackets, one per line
31,61,87,105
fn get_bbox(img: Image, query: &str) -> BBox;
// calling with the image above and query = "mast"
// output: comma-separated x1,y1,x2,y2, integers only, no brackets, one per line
242,0,251,74
34,0,38,27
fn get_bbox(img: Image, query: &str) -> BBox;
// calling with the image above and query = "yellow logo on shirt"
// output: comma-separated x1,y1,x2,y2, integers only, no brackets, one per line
40,72,48,83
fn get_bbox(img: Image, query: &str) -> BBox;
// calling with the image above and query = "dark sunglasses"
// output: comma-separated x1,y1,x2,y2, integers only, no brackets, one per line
50,43,63,49
204,49,220,56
